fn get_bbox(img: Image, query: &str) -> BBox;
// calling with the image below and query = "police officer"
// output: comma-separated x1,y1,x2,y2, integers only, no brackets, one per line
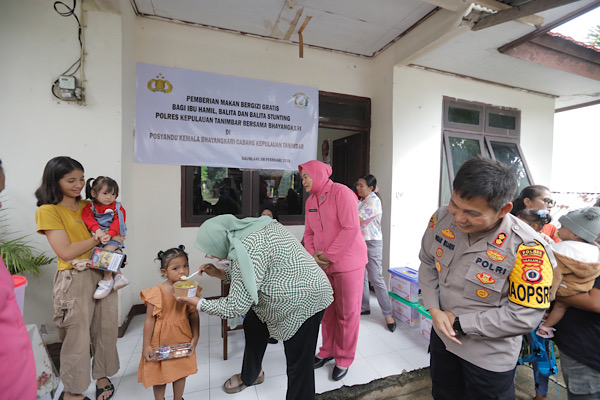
418,157,555,400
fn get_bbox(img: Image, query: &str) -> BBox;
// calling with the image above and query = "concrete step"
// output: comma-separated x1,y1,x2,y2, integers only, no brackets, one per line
316,364,567,400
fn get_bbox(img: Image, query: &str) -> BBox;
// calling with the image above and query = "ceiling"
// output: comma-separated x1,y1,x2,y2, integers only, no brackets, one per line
126,0,600,109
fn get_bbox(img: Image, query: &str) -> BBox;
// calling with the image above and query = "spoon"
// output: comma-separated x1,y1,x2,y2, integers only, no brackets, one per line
180,270,199,280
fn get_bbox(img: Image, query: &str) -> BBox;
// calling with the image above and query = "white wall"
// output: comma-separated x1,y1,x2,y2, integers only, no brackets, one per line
388,66,556,269
552,104,600,192
1,0,122,331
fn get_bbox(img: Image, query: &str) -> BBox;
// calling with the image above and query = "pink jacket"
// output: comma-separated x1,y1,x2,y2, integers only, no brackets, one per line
0,257,37,399
299,160,367,273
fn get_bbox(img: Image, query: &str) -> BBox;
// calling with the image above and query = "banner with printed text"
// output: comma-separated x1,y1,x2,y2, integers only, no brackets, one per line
135,63,318,170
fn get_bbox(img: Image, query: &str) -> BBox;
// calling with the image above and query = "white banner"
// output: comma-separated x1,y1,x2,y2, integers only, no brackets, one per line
134,63,318,170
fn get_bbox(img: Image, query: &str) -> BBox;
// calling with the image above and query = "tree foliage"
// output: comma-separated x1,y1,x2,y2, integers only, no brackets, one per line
587,25,600,47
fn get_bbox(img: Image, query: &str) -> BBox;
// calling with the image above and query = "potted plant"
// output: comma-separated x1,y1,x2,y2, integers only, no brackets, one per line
0,201,55,276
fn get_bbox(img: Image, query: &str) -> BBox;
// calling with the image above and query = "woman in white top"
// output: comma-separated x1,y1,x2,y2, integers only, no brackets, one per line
356,174,396,332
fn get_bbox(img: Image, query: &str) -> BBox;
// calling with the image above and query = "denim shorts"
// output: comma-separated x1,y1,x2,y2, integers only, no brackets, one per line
560,351,600,399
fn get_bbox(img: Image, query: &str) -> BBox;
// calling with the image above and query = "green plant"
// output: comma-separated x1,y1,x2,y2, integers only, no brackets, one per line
0,236,56,276
0,199,55,276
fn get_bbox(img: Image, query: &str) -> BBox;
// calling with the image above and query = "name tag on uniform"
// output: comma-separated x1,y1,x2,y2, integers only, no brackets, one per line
309,208,318,212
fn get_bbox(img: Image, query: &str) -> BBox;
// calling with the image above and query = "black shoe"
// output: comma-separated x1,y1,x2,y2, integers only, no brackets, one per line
387,321,397,332
314,356,333,369
361,310,370,315
332,365,348,381
267,337,278,344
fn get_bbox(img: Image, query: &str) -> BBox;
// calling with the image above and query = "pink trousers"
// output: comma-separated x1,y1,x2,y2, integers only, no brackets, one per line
317,266,365,368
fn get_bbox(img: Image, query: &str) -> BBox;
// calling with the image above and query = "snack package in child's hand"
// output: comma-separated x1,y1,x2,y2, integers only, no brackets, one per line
89,247,126,272
152,343,193,360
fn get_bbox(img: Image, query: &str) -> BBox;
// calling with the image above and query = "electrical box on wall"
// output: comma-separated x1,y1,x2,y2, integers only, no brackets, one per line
54,75,84,102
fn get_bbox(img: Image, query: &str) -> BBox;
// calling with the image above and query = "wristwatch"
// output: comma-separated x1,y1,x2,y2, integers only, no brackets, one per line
453,316,464,335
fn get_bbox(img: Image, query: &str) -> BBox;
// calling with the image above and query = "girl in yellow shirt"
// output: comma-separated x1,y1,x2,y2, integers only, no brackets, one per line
35,156,119,400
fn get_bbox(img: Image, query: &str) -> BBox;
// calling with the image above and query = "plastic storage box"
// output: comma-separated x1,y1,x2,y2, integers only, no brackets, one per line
419,312,433,340
152,343,193,360
390,296,420,327
389,267,421,302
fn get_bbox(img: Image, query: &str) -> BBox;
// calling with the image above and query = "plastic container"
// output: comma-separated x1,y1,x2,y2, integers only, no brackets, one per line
420,313,433,340
12,276,27,315
174,280,199,297
390,296,420,327
152,343,193,360
389,267,421,302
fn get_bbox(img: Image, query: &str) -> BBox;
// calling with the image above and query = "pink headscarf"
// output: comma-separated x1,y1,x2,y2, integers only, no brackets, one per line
298,160,332,195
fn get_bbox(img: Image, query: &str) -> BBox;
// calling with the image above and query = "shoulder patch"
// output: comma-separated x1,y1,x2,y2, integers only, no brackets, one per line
508,241,553,309
428,214,437,230
493,232,507,247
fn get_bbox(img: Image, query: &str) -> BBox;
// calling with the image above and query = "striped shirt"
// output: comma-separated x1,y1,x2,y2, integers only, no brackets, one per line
199,222,333,340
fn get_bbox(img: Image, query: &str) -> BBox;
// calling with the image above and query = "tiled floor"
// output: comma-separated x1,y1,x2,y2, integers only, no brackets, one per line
82,297,430,399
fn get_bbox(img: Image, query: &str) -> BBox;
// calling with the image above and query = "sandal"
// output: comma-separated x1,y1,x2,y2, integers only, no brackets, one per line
58,394,91,400
95,377,114,400
222,371,265,394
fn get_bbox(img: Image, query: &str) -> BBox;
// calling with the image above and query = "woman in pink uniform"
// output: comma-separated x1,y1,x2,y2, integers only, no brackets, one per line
299,160,367,381
0,160,37,400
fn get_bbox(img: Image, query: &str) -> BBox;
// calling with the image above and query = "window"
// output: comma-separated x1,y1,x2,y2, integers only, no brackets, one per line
443,100,483,132
440,97,531,204
485,107,520,136
181,167,305,226
181,91,371,226
485,137,532,194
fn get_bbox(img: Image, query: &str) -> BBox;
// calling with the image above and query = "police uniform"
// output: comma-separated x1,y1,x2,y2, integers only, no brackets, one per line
419,206,554,378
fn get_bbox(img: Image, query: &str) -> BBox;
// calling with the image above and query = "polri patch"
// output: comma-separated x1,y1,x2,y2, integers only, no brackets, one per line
436,248,444,258
435,260,442,273
441,228,455,239
487,250,506,261
508,242,552,309
476,272,495,284
476,289,490,298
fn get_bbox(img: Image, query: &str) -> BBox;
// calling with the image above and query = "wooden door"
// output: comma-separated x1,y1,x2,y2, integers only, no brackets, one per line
331,133,368,189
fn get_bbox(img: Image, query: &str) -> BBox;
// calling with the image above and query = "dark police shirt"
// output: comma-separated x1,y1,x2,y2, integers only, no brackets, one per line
553,276,600,372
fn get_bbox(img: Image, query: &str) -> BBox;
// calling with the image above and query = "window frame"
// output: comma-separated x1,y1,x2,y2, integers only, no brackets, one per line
485,106,520,137
443,131,486,182
440,97,531,206
484,135,534,191
443,99,484,132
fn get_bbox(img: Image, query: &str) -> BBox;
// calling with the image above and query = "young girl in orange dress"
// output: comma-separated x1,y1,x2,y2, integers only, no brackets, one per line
138,245,199,400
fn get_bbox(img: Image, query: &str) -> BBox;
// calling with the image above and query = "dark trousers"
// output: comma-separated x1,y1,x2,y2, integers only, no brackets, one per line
241,308,324,400
429,329,516,400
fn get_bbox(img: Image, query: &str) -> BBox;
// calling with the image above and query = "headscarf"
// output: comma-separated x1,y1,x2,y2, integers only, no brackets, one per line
259,203,279,220
298,160,332,195
195,214,274,303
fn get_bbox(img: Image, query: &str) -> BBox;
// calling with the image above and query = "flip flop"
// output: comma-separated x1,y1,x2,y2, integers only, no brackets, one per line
95,377,114,400
58,394,91,400
222,372,265,394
